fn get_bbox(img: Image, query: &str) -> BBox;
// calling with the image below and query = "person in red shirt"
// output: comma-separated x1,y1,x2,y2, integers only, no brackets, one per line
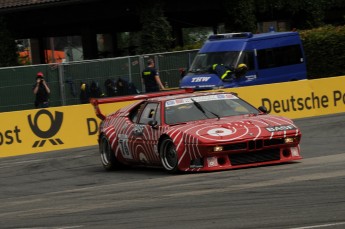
33,72,50,108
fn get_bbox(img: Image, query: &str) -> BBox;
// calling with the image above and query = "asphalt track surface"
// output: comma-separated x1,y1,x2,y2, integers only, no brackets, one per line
1,113,345,229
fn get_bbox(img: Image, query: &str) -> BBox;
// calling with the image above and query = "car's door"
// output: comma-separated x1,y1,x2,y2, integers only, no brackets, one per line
127,102,162,165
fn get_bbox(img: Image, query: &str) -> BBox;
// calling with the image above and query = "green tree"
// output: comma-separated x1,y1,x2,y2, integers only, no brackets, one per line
255,0,330,29
137,1,173,54
223,0,257,32
300,25,345,78
173,27,210,51
0,17,18,67
286,0,328,29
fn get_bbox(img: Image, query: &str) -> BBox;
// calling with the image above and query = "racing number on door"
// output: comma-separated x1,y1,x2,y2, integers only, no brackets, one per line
118,134,133,159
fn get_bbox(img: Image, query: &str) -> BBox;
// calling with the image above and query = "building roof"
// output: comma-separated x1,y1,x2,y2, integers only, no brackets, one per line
0,0,67,9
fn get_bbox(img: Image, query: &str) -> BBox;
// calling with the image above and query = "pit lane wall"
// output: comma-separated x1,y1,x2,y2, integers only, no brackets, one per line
1,76,345,158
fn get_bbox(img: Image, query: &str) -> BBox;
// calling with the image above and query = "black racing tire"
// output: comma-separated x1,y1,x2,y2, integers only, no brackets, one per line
99,135,123,171
160,138,179,173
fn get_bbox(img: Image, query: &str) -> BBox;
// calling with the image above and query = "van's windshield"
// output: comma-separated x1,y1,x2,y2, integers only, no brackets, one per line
189,51,240,73
189,51,255,74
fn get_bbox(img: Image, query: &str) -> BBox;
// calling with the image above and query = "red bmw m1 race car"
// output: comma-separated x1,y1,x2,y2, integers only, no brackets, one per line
91,89,302,173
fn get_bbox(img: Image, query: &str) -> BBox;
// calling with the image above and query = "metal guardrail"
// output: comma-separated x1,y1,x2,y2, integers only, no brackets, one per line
0,50,198,112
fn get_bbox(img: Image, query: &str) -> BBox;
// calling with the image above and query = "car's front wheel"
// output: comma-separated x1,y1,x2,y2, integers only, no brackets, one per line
160,138,179,173
99,135,123,171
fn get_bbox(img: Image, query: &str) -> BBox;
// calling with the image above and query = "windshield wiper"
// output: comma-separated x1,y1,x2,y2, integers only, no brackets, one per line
168,122,187,126
191,98,220,120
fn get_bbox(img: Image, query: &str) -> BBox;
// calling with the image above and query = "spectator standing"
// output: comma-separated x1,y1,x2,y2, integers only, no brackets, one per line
33,72,50,108
116,78,139,96
90,80,104,98
80,81,91,104
104,78,117,97
179,67,186,79
141,59,165,92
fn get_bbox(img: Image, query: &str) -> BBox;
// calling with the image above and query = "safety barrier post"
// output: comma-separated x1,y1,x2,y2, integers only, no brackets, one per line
58,64,66,106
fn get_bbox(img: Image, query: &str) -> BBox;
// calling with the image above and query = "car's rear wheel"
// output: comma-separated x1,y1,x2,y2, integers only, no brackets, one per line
100,135,122,171
160,138,179,173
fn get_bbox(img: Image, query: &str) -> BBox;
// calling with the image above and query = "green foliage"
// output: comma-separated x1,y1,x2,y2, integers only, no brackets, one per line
255,0,330,29
300,25,345,78
137,2,173,54
172,27,210,51
294,0,328,28
0,17,18,67
172,41,203,51
183,27,211,46
223,0,257,32
117,32,141,56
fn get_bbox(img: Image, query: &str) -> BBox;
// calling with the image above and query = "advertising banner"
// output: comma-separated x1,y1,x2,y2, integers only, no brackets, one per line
0,101,136,158
225,76,345,119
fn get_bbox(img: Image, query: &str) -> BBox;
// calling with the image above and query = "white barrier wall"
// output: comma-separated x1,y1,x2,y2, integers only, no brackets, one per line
1,76,345,157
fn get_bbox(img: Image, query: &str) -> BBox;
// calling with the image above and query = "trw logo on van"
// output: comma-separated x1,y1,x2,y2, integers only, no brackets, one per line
191,77,211,82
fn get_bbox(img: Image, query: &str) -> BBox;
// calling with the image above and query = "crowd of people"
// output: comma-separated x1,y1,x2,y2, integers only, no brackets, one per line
32,58,168,108
79,78,140,104
32,58,247,108
32,72,141,108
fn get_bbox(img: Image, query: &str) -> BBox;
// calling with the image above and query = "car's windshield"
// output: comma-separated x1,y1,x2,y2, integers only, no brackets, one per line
189,51,240,73
164,94,259,125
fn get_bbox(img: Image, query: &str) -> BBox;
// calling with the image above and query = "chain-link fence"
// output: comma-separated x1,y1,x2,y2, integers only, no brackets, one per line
0,50,198,113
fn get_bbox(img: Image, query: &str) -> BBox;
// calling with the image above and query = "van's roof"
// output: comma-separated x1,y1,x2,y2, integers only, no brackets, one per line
250,31,299,40
200,31,301,52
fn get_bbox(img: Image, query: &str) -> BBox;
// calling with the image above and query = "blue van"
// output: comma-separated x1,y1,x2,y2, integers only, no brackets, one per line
179,31,307,89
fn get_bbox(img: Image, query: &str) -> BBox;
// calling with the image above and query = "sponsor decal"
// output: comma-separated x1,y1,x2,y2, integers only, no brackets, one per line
166,94,236,107
261,90,345,114
86,118,98,135
118,134,133,159
245,74,257,80
0,126,21,146
191,77,211,82
207,128,233,136
265,125,296,132
27,109,64,147
207,157,218,167
166,100,176,106
133,124,144,135
217,94,236,99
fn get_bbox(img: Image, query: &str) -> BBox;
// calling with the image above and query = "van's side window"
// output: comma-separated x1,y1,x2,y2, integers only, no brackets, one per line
257,45,303,69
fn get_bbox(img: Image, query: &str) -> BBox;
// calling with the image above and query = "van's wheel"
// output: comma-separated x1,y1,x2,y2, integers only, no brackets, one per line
160,138,179,173
99,135,123,171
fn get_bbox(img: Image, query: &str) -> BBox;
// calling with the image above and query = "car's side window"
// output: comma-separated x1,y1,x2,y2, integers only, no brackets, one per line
155,104,161,125
129,103,145,123
138,103,160,125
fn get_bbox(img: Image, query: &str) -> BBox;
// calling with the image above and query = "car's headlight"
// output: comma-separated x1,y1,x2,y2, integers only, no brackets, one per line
285,137,299,143
213,146,223,152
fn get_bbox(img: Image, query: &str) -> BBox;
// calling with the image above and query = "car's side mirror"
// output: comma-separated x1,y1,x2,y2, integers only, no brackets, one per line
148,120,158,128
258,106,268,114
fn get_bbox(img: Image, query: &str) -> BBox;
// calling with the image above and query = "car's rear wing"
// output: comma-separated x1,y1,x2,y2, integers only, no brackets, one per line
90,89,194,120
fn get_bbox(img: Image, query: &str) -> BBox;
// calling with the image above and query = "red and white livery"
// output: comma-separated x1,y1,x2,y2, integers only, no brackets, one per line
91,89,302,173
